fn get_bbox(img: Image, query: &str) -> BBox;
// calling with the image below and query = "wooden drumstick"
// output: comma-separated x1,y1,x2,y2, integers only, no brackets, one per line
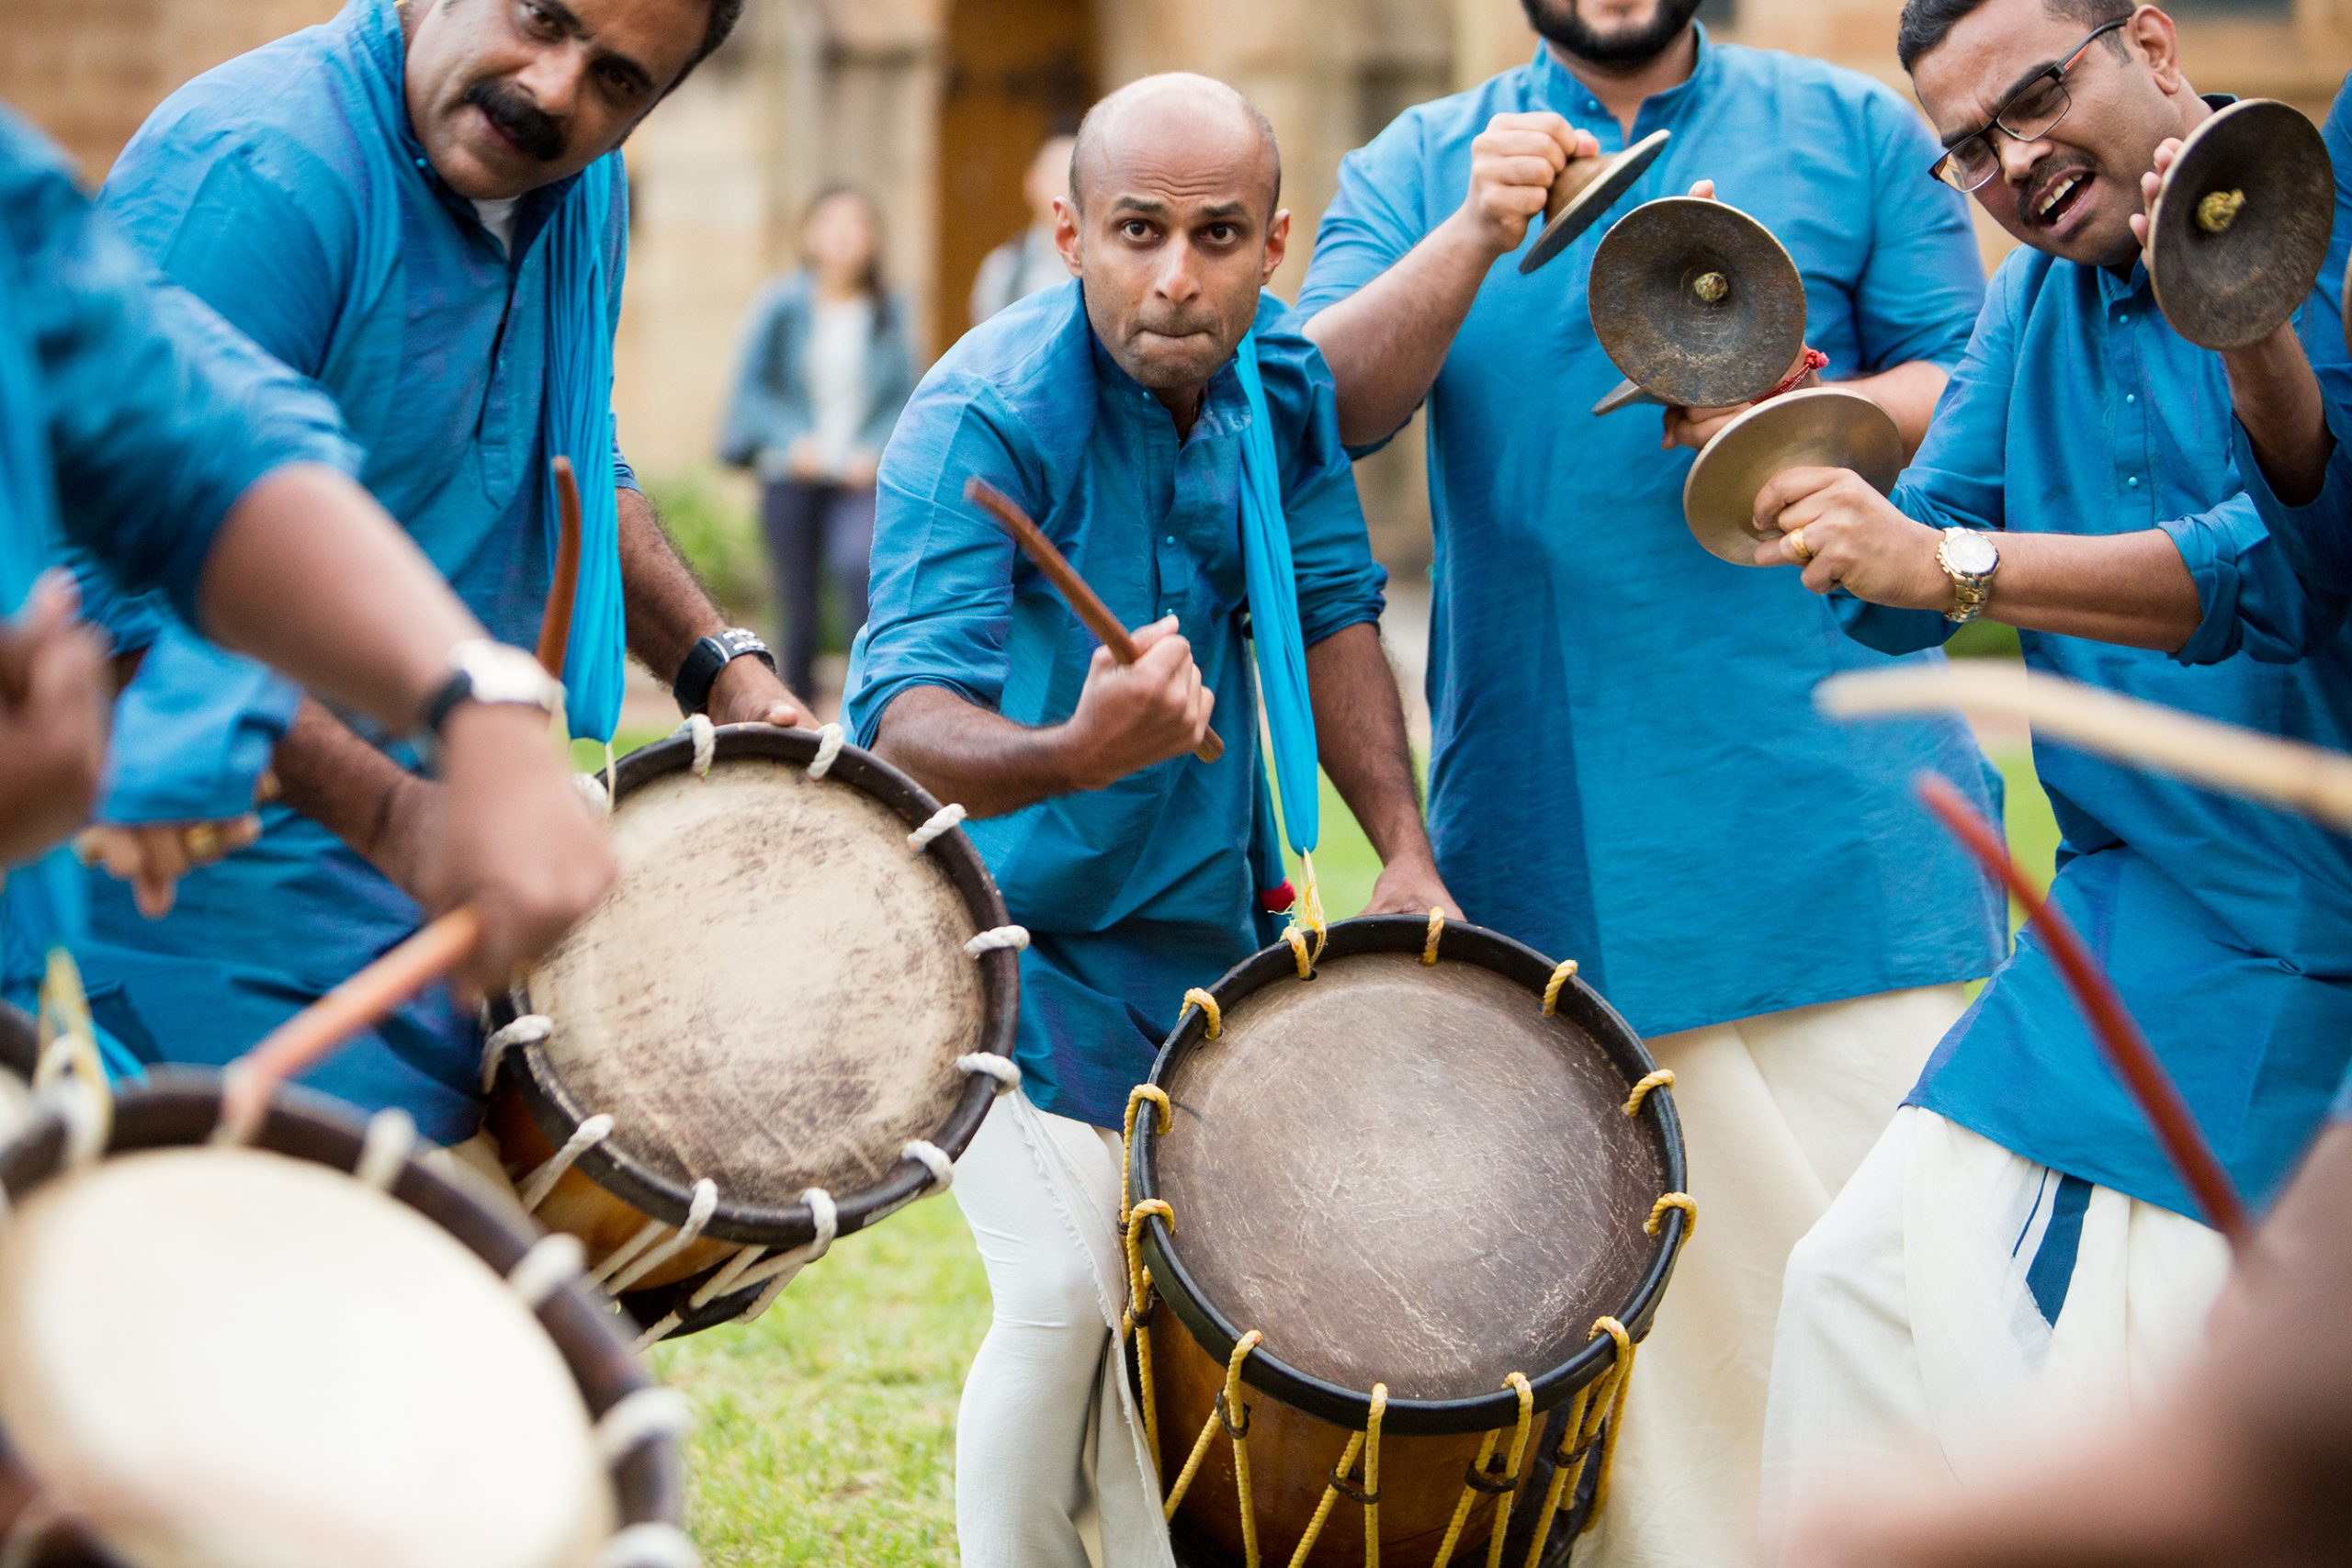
537,456,584,681
965,478,1225,764
1821,663,2352,830
220,908,485,1133
1915,773,2251,1248
220,453,594,1127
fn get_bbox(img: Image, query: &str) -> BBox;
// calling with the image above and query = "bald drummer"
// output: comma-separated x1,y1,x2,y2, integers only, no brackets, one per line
845,75,1451,1568
1751,4,2352,1549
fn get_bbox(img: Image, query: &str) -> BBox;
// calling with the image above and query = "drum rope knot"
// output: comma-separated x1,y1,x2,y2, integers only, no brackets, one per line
670,714,717,778
1120,1086,1172,1226
1420,908,1446,966
956,1052,1022,1096
1164,1327,1266,1562
1645,1191,1697,1240
1288,1382,1386,1568
1432,1371,1537,1568
481,1013,554,1093
1622,1069,1675,1118
908,802,967,852
806,722,846,780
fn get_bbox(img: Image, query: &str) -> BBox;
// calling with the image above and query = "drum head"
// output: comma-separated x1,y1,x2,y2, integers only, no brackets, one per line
1149,935,1672,1413
529,742,989,1210
0,1146,610,1568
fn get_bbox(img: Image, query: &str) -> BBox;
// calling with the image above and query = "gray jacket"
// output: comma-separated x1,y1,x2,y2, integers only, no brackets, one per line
718,269,917,469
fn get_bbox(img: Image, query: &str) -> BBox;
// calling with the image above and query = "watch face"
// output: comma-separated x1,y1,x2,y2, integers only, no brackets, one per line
1945,530,1998,576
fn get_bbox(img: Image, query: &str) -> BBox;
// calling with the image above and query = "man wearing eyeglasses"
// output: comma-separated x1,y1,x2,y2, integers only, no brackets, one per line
1755,5,2352,1551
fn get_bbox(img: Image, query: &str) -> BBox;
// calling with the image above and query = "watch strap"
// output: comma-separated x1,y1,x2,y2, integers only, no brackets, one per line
673,628,776,716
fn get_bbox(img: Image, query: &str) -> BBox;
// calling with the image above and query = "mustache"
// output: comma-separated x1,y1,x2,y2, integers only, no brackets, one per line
463,78,566,163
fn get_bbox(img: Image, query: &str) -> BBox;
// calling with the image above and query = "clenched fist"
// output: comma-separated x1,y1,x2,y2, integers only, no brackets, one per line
1057,616,1215,791
1451,112,1601,260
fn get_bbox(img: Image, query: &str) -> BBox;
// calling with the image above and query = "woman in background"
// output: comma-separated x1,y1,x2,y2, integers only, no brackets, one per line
720,186,917,701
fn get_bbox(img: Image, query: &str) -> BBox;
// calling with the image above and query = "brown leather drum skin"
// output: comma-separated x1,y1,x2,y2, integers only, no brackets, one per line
1134,919,1685,1568
486,724,1018,1325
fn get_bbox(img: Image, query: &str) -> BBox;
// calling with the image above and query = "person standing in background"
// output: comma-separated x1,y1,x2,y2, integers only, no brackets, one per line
968,132,1078,325
720,186,917,700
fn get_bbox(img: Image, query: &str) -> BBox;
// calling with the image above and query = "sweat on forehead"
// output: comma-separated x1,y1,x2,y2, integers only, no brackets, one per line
1069,73,1283,214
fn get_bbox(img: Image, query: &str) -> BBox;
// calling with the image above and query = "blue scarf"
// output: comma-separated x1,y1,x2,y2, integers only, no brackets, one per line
540,154,626,740
1233,330,1320,881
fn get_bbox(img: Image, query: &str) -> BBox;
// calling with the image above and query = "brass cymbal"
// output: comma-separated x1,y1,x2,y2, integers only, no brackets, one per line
2149,98,2333,351
1590,196,1806,411
1520,128,1672,275
1681,388,1904,566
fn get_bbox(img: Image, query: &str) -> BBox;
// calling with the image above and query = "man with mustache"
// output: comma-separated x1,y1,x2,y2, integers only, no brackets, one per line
845,73,1453,1568
65,0,805,1145
0,103,611,1023
1746,4,2352,1550
1295,1,2006,1560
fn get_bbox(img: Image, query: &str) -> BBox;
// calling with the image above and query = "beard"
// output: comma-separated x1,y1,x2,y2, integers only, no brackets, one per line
1520,0,1707,68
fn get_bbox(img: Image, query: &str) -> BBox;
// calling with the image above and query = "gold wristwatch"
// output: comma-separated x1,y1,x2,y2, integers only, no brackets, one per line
1936,527,1999,625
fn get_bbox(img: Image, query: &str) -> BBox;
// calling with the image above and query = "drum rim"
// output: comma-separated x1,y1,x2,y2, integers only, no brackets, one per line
1129,915,1690,1438
0,1068,686,1553
489,722,1022,1250
0,1002,36,1085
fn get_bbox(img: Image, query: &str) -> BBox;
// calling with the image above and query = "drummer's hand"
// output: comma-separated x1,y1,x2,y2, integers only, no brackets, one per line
1363,851,1462,921
0,570,110,867
1750,467,1946,609
1059,616,1213,789
2128,136,2185,258
78,816,264,919
707,655,812,729
426,703,615,998
1451,113,1600,259
1662,344,1824,452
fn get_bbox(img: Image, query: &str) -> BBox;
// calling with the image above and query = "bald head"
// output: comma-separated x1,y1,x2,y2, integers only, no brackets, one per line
1069,73,1282,221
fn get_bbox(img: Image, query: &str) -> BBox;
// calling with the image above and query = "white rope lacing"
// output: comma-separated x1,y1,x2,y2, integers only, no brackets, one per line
481,1013,553,1092
805,722,846,780
594,1387,692,1465
603,1179,719,1295
956,1052,1020,1096
672,714,717,779
208,1068,265,1150
519,1113,616,1212
738,1188,839,1326
596,1523,701,1568
507,1234,588,1310
907,803,967,852
904,1139,954,1196
354,1109,416,1191
965,925,1030,957
574,771,613,816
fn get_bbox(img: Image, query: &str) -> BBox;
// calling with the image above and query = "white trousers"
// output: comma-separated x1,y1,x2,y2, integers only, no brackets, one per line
1758,1106,2231,1563
1580,982,1971,1568
951,1089,1175,1568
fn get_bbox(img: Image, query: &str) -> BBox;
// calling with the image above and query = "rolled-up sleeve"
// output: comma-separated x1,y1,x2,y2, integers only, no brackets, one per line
97,622,300,823
844,376,1033,747
5,115,355,626
2162,491,2347,666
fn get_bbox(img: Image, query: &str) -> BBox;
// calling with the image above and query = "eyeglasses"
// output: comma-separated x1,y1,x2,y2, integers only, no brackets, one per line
1928,16,2131,193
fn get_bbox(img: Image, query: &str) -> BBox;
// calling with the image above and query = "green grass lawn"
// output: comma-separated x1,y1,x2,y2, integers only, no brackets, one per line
628,733,2058,1565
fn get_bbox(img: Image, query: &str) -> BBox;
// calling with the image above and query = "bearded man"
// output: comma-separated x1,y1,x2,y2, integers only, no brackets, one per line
1296,3,2010,1562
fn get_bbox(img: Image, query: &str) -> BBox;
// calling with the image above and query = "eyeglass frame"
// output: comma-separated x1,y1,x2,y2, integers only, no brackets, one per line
1927,15,2133,194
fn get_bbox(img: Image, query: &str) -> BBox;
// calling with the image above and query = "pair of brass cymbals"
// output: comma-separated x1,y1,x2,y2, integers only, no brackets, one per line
1681,389,1905,565
2148,97,2333,350
1589,196,1808,415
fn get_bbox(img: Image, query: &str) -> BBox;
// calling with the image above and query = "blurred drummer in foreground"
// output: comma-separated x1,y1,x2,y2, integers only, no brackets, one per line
1295,0,2007,1559
1751,4,2352,1549
69,0,804,1145
0,104,610,1021
845,74,1453,1568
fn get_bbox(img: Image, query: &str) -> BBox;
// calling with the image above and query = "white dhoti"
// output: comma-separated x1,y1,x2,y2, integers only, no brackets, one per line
951,1087,1174,1568
1580,982,1971,1568
1758,1105,2232,1564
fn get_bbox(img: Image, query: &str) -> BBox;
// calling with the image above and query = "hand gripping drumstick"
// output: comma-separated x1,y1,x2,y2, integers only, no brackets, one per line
1913,772,2252,1248
220,457,593,1129
965,478,1225,764
1819,662,2352,830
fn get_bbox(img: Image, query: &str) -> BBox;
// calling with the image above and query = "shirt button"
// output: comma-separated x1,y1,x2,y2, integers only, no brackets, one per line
1164,535,1176,546
2119,312,2130,323
2128,476,2140,488
2125,393,2136,404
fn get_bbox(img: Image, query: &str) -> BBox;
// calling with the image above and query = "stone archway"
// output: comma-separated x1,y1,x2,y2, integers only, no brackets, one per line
931,0,1100,353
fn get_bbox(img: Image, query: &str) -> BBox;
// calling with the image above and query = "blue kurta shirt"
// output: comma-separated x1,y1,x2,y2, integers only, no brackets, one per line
844,283,1387,1129
2228,74,2352,583
1842,230,2352,1217
72,0,635,1141
1295,32,2007,1038
0,107,354,1006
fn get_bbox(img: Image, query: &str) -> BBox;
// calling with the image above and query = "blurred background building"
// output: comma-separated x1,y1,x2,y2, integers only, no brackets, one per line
7,0,2347,666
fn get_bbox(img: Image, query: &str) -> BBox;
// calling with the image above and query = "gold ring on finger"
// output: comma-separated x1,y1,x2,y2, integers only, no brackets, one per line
1784,526,1814,566
182,823,220,861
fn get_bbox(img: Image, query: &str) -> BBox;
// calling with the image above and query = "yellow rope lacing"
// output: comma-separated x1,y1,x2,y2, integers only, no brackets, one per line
36,948,111,1145
1540,960,1579,1017
1520,1317,1636,1567
1120,1084,1170,1227
1420,908,1445,965
1430,1371,1535,1568
1123,1198,1175,1459
1622,1069,1674,1117
1182,988,1223,1041
1281,850,1329,978
1164,1328,1266,1568
1646,1192,1697,1240
1285,1382,1386,1568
